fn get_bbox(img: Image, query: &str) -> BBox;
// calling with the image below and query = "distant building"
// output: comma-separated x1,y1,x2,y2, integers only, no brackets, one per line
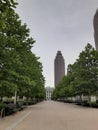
54,51,65,87
94,9,98,50
45,87,54,100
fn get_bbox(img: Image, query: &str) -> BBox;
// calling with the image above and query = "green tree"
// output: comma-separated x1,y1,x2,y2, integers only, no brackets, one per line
73,44,98,101
0,0,45,102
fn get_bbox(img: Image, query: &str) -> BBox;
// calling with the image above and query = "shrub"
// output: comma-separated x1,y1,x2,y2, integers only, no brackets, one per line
23,100,36,105
90,102,98,108
0,102,7,111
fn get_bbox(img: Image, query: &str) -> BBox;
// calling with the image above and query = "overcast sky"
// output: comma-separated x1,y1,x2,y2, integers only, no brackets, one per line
16,0,98,87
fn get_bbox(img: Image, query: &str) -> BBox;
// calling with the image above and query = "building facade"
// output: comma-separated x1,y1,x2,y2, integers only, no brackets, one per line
45,87,54,100
54,51,65,87
94,9,98,50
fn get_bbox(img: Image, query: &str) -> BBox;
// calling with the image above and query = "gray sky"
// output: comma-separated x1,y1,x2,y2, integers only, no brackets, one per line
16,0,98,87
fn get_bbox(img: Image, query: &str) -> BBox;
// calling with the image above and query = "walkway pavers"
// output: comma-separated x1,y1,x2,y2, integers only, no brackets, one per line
0,101,98,130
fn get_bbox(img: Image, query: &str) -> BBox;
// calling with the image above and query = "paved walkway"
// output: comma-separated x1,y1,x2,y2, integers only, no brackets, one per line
0,101,98,130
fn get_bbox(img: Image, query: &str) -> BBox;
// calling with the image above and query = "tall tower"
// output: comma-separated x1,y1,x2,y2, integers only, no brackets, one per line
94,9,98,50
54,51,65,87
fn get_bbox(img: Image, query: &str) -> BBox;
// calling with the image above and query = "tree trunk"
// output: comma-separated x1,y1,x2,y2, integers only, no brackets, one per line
14,90,17,104
88,95,91,107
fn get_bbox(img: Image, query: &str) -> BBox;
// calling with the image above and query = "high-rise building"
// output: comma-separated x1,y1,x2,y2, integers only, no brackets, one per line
94,9,98,50
54,51,65,87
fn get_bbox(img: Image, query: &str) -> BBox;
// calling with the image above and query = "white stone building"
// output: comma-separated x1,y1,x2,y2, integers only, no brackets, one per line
46,87,54,100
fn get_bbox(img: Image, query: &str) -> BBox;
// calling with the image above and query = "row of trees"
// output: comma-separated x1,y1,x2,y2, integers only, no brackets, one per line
0,0,46,101
52,43,98,102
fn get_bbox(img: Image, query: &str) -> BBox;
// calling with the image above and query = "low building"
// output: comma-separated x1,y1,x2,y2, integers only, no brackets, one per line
45,87,54,100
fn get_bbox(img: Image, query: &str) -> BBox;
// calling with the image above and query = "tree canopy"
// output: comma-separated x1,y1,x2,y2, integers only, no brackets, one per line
0,0,46,100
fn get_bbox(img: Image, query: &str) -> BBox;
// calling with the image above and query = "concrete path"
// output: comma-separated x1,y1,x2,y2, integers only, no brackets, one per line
0,101,98,130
